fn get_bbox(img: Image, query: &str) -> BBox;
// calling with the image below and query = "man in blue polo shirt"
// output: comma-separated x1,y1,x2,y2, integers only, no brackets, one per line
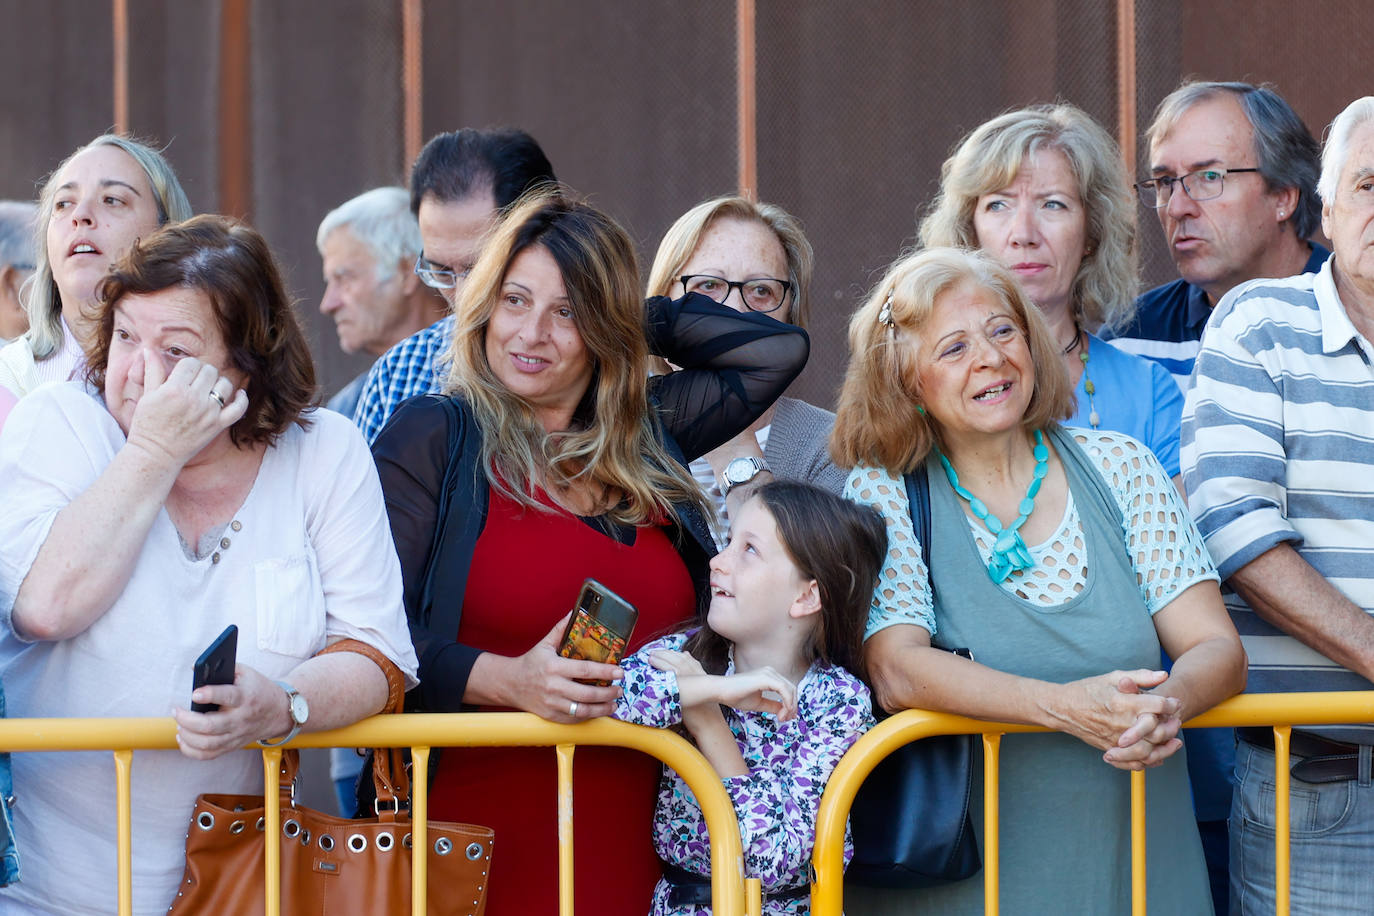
1108,81,1328,390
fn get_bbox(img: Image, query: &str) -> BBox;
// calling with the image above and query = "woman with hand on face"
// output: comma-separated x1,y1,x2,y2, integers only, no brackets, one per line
645,196,844,539
0,134,191,400
0,216,418,914
831,248,1243,915
921,104,1186,488
371,188,808,915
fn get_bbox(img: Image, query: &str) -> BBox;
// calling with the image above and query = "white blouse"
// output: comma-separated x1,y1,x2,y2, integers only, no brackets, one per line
0,383,418,914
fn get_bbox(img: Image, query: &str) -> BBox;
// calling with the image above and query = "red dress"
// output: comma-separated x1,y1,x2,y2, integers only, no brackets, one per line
430,488,698,915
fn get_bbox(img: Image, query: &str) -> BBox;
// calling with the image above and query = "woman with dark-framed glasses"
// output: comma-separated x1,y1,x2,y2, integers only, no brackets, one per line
645,196,846,538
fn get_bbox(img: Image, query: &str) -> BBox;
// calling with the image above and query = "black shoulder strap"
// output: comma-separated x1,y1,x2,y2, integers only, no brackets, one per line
902,462,936,604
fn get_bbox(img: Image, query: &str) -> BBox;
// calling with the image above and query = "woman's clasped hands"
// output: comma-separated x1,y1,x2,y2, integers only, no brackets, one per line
1051,668,1184,771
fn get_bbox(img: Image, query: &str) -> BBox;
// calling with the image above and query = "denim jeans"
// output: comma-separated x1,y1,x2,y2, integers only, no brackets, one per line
0,684,19,886
1230,736,1374,915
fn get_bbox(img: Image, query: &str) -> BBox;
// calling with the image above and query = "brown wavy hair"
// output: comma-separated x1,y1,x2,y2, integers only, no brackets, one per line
86,214,316,447
445,187,708,526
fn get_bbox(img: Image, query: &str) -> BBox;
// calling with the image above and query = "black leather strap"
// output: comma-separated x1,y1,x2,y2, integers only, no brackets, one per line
661,862,807,906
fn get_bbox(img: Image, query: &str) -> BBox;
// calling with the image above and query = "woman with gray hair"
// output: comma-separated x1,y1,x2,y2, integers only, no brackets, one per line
645,195,844,537
921,104,1186,483
0,134,191,399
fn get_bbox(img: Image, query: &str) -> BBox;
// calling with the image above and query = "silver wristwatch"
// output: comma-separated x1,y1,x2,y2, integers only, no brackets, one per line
720,456,769,496
257,681,309,748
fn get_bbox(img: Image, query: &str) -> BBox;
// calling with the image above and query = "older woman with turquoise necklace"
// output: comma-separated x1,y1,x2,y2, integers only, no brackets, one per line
920,103,1184,490
831,247,1244,915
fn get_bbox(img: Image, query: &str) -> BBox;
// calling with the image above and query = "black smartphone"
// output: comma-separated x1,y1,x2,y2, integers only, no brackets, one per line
191,625,238,713
557,579,638,685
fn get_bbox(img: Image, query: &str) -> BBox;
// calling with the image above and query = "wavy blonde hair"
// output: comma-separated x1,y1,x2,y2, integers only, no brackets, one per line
830,247,1075,474
444,188,708,525
27,134,192,359
645,195,814,329
918,104,1138,332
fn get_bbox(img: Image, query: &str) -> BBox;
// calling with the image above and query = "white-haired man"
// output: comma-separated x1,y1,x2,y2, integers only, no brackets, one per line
316,187,444,416
1184,95,1374,914
0,201,37,345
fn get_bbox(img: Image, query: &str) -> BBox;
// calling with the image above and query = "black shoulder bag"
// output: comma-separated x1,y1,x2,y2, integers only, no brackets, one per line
845,462,982,888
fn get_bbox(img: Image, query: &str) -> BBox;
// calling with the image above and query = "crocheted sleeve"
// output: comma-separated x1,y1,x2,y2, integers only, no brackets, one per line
1069,428,1220,614
844,465,937,640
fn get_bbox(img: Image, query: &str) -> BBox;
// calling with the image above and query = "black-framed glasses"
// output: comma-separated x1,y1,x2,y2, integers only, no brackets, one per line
414,252,470,290
679,274,791,313
1135,167,1261,208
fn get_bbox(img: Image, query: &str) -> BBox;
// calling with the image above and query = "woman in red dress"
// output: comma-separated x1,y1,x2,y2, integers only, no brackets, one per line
373,188,808,915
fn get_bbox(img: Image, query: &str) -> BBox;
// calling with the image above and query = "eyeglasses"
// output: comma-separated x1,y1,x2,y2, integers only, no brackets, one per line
1135,167,1261,208
414,252,470,290
679,274,791,314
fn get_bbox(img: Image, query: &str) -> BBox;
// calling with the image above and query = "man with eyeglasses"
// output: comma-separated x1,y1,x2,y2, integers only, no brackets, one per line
350,128,556,443
0,200,37,346
1186,95,1374,916
316,187,445,419
1106,81,1327,390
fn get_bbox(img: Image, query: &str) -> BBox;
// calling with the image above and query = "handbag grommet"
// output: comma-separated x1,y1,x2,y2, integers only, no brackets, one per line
255,817,265,831
318,834,335,852
401,833,413,849
347,833,367,853
434,837,453,856
283,819,301,839
196,812,215,831
465,842,484,861
376,831,394,851
299,829,311,846
229,820,245,835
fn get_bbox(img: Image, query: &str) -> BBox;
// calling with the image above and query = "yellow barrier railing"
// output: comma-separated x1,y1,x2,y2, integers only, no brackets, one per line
0,713,764,916
811,691,1374,916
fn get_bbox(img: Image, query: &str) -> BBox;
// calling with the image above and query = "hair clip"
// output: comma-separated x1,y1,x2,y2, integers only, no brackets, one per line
878,291,895,328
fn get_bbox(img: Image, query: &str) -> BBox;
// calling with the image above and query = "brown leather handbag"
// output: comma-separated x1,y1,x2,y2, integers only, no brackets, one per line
169,641,494,915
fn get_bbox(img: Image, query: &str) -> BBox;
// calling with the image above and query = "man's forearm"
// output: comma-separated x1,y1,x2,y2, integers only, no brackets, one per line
1229,543,1374,681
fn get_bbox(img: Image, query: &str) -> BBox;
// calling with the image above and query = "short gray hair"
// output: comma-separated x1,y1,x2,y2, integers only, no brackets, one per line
0,201,37,269
1146,81,1321,239
1319,97,1374,204
316,187,421,281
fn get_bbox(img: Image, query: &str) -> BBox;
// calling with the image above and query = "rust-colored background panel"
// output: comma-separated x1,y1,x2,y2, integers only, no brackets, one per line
0,0,1368,409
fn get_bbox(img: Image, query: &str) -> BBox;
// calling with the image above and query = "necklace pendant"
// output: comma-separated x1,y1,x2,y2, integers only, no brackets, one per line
1089,410,1101,428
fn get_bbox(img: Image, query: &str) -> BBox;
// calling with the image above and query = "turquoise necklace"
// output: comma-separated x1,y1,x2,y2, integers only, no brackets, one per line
938,429,1049,583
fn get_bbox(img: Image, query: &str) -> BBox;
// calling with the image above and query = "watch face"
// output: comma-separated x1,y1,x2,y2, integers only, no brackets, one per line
289,692,309,725
726,457,758,484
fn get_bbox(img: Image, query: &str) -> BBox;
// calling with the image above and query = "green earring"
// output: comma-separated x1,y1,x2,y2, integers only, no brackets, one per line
916,405,926,415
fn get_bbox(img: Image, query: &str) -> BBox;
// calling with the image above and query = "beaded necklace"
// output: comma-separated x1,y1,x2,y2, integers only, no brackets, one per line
938,429,1050,583
1063,323,1099,429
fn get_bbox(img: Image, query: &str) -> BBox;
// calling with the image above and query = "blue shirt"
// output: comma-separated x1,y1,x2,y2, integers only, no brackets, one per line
1105,243,1330,390
351,315,452,444
1073,333,1183,477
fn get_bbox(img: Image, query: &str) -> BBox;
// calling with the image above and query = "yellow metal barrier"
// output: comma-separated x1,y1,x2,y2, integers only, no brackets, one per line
0,713,765,916
811,691,1374,916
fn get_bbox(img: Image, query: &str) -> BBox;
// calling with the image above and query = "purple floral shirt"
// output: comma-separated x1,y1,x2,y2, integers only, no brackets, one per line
614,633,875,916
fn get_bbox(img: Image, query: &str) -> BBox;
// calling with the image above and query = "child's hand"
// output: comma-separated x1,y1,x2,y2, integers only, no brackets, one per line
649,649,707,679
717,668,799,721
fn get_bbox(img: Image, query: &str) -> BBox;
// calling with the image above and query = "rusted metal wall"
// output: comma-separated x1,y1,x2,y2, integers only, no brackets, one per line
0,0,1368,407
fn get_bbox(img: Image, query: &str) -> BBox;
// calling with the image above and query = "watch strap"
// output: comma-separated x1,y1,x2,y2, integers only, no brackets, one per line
256,681,305,748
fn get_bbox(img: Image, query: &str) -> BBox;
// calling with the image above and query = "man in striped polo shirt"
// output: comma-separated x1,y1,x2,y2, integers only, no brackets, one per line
1108,81,1328,391
1184,95,1374,915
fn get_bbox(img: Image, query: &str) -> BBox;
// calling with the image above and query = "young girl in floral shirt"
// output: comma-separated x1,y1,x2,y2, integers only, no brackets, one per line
615,480,884,915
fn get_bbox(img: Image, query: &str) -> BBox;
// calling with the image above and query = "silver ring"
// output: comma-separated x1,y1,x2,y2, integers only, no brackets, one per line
208,389,226,408
568,701,578,717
